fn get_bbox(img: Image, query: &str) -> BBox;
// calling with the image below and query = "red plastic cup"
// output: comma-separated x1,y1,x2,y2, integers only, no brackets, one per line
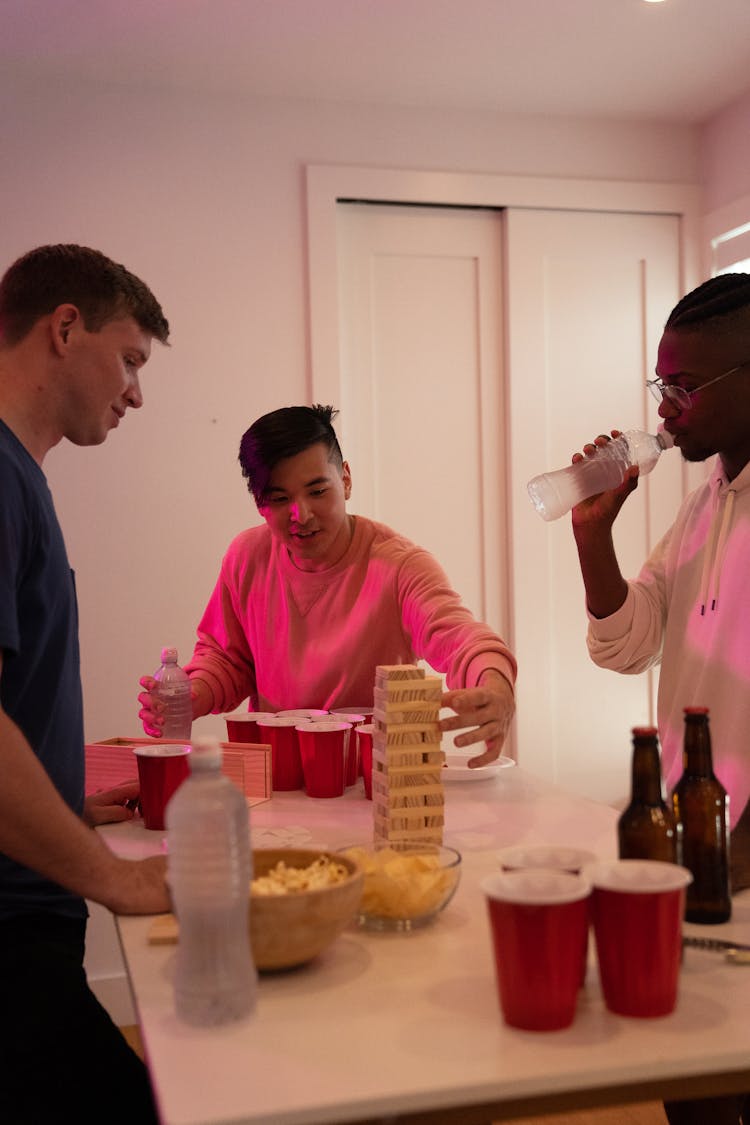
357,724,375,799
295,721,350,798
330,710,375,774
302,717,359,786
342,721,364,785
496,845,597,875
257,717,304,791
222,710,276,744
330,707,373,723
481,869,591,1031
495,846,597,985
589,860,693,1018
276,708,329,719
133,744,191,831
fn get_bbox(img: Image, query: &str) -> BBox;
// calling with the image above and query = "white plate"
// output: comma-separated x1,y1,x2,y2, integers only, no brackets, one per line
442,754,515,782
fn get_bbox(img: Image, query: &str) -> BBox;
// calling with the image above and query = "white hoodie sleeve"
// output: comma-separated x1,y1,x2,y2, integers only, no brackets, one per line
586,527,672,675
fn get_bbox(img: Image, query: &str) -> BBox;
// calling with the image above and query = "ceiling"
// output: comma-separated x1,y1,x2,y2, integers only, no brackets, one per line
3,0,750,125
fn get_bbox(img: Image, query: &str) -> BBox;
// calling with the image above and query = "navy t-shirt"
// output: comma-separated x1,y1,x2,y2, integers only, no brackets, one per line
0,419,86,918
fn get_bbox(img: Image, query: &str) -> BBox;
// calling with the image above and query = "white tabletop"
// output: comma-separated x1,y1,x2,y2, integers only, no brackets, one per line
109,766,750,1125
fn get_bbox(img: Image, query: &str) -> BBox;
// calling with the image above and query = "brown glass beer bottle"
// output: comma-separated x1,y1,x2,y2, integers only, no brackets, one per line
618,727,680,863
671,707,731,924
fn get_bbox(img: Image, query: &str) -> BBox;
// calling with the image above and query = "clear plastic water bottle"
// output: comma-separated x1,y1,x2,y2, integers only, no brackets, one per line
166,736,257,1026
153,647,193,740
527,428,674,522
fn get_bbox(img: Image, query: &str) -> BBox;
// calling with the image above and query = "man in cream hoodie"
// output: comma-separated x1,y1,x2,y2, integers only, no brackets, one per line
571,272,750,1125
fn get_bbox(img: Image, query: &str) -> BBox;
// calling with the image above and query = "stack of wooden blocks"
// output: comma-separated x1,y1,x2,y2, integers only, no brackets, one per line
372,664,445,848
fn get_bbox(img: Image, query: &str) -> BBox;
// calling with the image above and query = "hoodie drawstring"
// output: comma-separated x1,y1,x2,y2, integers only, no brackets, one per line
699,487,736,614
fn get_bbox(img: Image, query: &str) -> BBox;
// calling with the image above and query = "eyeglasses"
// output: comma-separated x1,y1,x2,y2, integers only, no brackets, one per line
646,361,750,411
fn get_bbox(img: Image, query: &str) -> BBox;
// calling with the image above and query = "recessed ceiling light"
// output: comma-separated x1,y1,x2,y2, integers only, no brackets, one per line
642,0,668,4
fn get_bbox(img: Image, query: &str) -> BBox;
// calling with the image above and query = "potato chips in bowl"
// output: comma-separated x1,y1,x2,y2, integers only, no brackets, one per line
339,844,461,931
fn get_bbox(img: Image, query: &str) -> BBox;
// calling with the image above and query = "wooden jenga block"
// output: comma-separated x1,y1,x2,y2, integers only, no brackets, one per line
375,664,424,686
373,724,440,746
373,814,443,841
371,747,443,774
374,811,444,839
373,703,440,725
371,774,444,805
374,814,445,835
373,770,444,795
374,677,442,704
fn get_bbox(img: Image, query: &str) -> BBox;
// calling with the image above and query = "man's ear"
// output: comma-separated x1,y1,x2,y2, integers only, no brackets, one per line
50,304,81,354
342,460,352,500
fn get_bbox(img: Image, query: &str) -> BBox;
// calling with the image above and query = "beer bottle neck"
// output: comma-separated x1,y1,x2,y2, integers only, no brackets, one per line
631,739,665,805
683,717,715,778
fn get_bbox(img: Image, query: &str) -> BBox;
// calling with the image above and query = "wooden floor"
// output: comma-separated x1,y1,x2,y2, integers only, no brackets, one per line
501,1107,666,1125
120,1026,666,1125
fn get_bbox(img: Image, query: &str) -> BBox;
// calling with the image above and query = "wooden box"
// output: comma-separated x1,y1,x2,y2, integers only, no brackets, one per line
85,736,272,806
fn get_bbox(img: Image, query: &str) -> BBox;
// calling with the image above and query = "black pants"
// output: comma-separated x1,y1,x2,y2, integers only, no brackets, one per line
0,913,159,1125
664,1095,749,1124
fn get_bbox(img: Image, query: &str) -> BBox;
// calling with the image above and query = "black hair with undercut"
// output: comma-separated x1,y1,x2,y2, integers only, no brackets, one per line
0,244,169,345
238,404,344,505
666,273,750,331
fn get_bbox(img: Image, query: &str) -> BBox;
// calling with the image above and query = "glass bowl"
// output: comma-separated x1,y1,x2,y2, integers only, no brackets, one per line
339,843,462,932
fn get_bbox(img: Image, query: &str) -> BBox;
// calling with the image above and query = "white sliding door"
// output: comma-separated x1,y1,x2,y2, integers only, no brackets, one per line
329,194,685,803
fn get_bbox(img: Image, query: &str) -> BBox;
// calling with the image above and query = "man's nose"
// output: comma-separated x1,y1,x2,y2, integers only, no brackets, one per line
291,499,311,523
126,373,144,410
658,393,680,420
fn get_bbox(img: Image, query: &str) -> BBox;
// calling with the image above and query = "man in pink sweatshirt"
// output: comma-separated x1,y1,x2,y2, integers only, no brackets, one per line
140,404,516,766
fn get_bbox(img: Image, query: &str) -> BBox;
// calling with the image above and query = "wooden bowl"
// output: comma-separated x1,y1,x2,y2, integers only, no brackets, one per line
251,848,363,970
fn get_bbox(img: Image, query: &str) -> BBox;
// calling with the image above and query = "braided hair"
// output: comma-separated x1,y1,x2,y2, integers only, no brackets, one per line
666,273,750,330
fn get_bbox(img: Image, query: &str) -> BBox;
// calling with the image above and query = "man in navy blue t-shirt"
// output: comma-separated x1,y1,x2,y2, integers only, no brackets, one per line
0,245,171,1123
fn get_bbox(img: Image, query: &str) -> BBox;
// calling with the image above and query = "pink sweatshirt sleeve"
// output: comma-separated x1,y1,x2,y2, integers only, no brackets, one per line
394,543,516,692
184,545,260,714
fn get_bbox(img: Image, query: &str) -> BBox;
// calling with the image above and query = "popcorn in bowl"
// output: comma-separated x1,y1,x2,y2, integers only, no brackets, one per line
340,844,461,931
252,855,351,895
149,848,363,970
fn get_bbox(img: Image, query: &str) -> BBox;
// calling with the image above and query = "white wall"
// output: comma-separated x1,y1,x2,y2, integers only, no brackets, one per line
700,87,750,215
0,73,702,747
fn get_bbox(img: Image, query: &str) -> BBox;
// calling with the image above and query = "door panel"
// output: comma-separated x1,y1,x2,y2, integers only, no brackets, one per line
337,203,507,634
505,207,681,800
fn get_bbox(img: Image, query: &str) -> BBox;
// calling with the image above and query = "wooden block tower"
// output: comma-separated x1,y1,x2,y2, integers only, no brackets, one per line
372,664,445,848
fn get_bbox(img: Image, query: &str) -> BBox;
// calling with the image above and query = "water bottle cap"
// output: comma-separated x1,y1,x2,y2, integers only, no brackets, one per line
160,646,179,663
190,735,223,770
656,425,674,450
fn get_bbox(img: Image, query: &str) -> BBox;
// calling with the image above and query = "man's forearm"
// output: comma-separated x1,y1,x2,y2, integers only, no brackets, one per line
0,709,125,905
573,524,629,620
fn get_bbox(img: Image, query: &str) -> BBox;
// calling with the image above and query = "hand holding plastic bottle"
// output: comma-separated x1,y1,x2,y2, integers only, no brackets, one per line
569,429,641,529
138,648,199,739
527,426,673,522
566,428,668,622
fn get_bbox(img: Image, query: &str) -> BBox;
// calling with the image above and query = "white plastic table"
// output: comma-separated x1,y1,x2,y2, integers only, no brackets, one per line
109,766,750,1124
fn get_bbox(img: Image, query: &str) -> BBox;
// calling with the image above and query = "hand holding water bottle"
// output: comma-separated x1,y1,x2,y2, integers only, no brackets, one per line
138,647,194,739
527,426,673,523
569,429,642,527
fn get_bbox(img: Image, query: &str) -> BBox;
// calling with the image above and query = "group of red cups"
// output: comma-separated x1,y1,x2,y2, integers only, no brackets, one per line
225,708,375,800
131,707,375,832
484,846,694,1032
